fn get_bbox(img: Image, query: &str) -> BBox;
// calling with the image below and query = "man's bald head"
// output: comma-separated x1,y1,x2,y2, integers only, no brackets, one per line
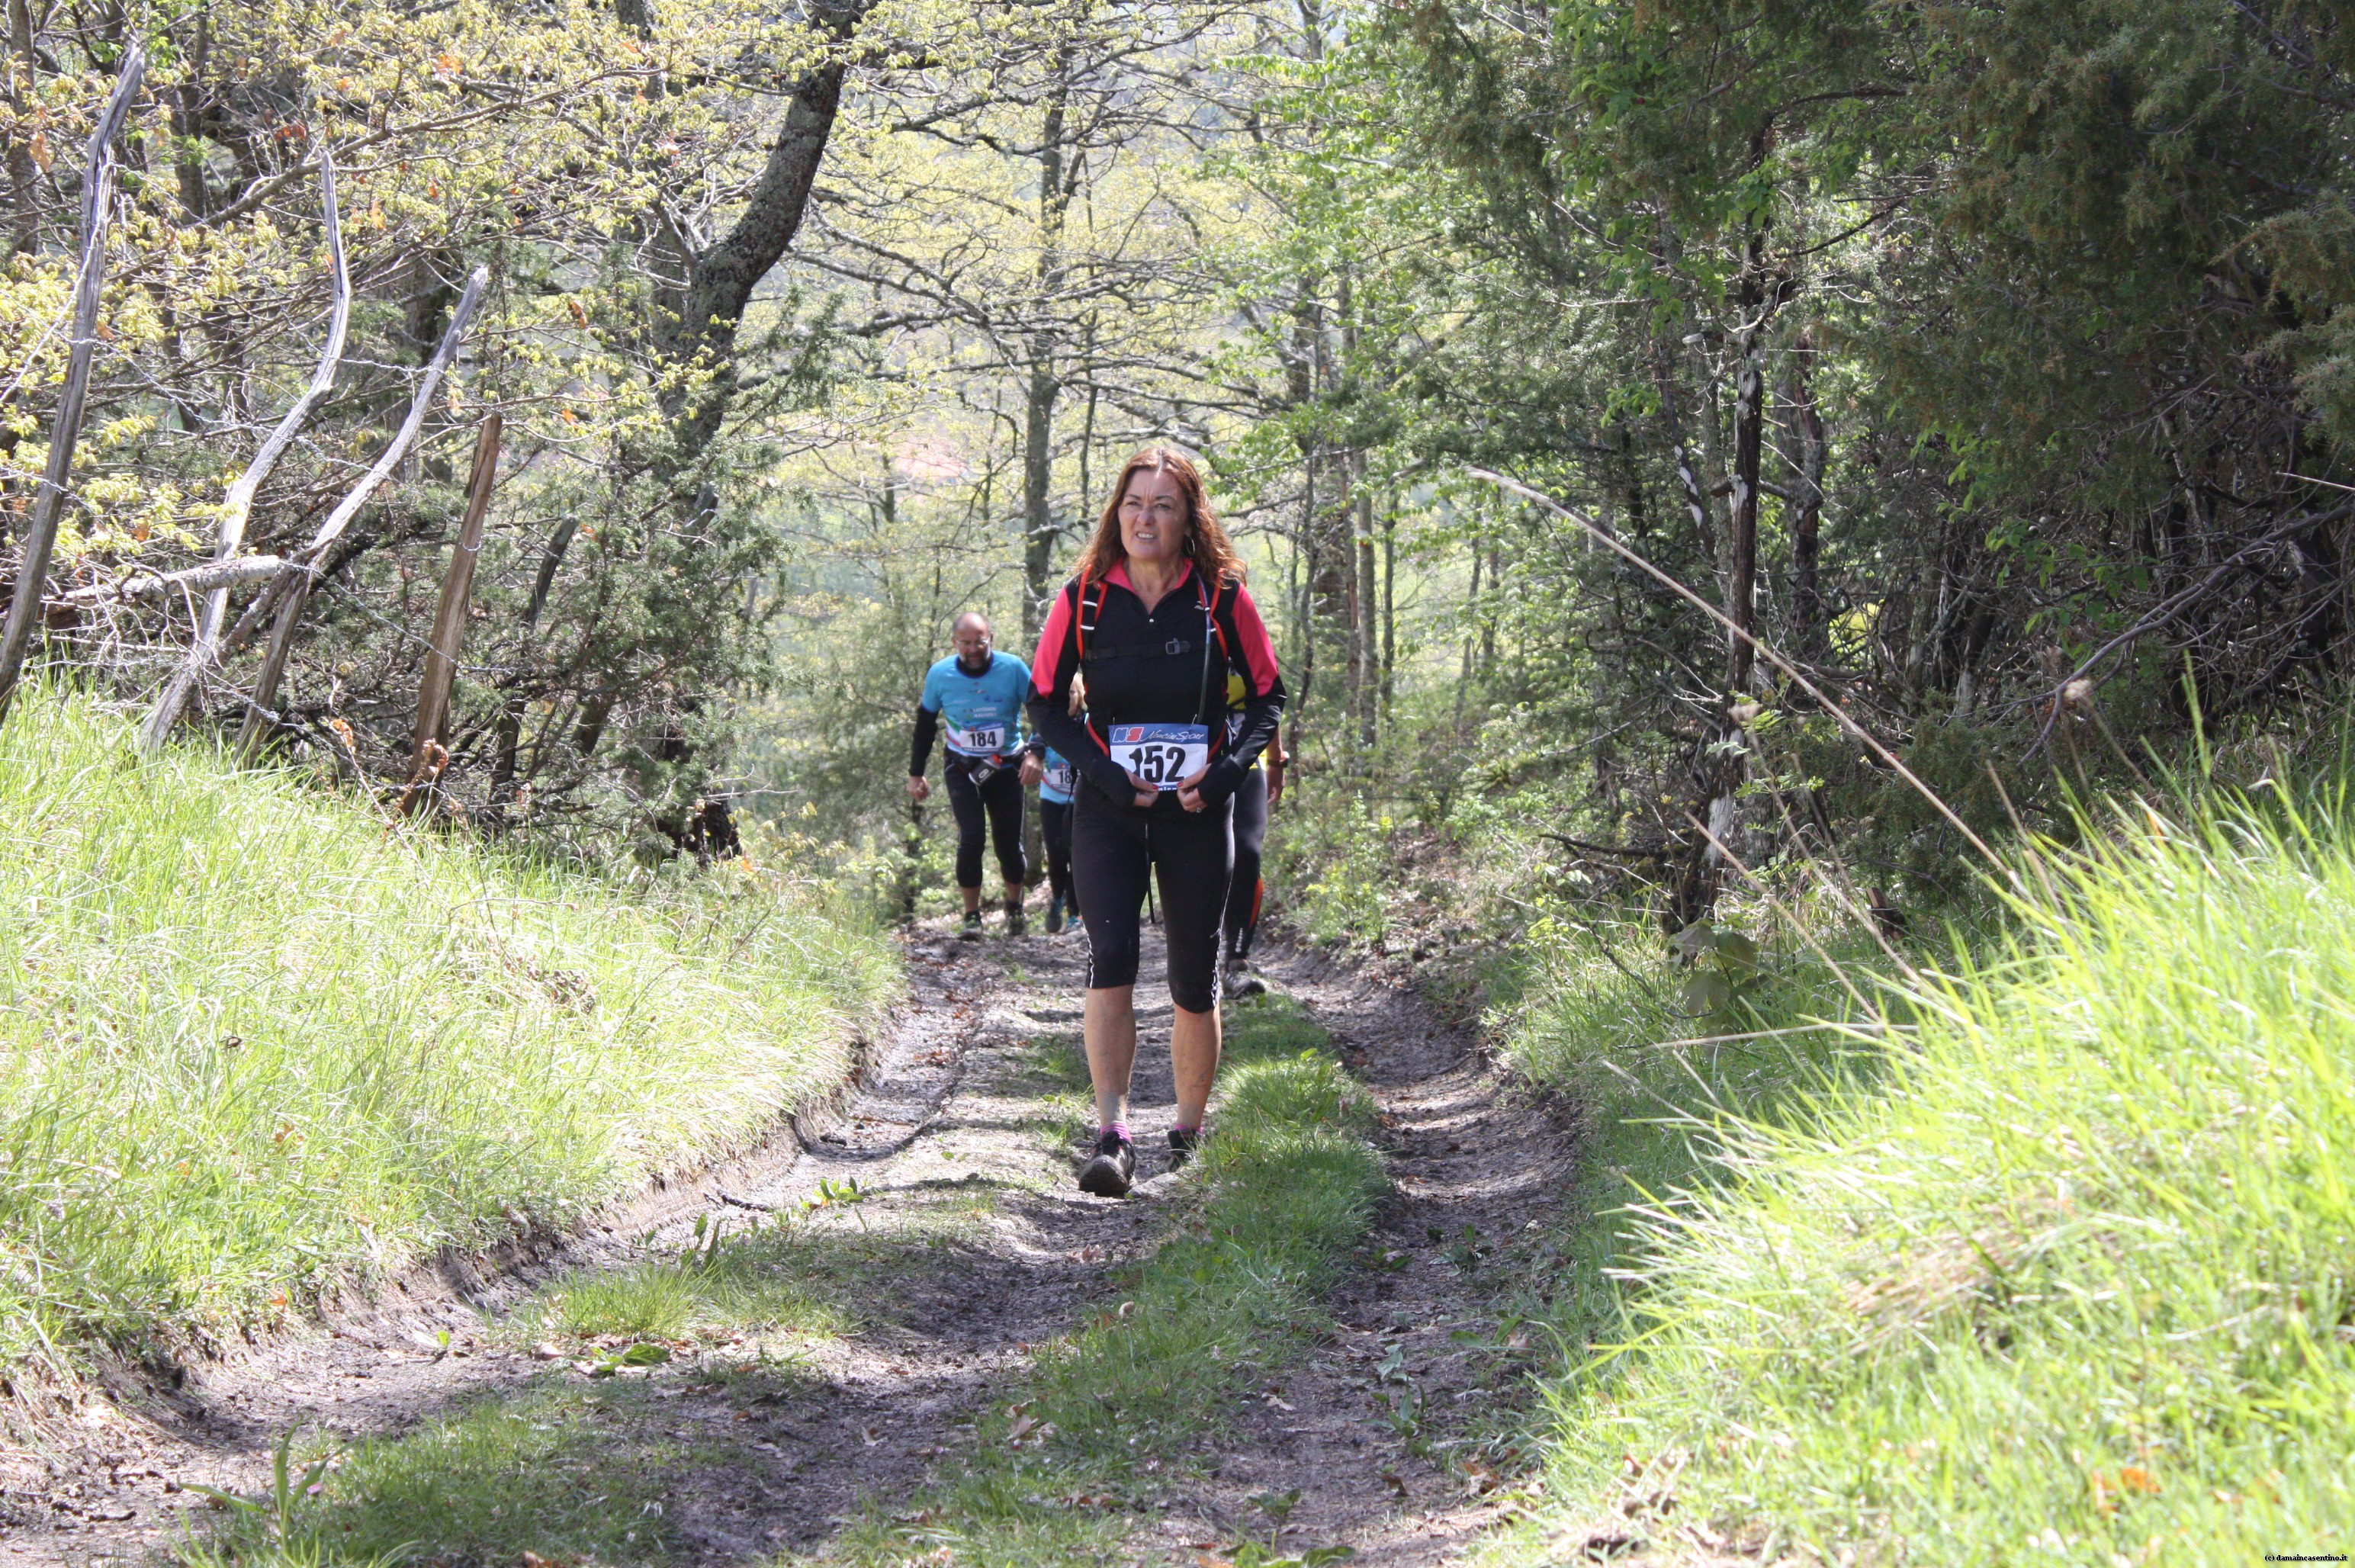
952,612,994,669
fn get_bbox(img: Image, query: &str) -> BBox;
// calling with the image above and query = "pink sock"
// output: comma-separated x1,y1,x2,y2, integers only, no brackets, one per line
1103,1122,1131,1144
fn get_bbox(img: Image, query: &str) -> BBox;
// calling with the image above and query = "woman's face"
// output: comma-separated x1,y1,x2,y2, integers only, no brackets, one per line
1117,467,1188,567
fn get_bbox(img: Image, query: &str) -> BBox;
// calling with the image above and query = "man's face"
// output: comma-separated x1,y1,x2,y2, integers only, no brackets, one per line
954,620,991,667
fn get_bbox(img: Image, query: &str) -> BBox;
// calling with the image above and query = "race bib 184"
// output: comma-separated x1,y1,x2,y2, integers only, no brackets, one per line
1108,722,1210,791
945,721,1008,756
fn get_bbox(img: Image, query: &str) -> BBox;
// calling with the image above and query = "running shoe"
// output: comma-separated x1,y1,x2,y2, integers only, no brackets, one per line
1167,1126,1202,1170
960,911,983,942
1004,901,1026,937
1223,959,1267,1000
1077,1131,1136,1198
1045,896,1065,935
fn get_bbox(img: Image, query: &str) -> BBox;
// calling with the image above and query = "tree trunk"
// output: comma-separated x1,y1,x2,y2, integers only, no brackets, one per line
7,0,36,254
490,513,583,802
0,47,143,728
1021,63,1071,644
1675,220,1771,931
1784,326,1827,661
1354,484,1377,752
1725,278,1763,696
1380,502,1395,719
660,0,867,468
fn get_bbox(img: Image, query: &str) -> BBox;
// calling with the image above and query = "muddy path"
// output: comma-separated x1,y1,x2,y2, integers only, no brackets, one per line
4,926,1580,1567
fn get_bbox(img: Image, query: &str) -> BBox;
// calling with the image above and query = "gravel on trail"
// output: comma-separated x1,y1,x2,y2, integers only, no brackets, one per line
2,923,1582,1567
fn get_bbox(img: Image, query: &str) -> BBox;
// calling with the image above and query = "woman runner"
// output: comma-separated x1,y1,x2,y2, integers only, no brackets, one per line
1027,448,1285,1197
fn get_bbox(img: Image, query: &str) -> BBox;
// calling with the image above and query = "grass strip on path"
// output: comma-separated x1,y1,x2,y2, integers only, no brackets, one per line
825,995,1389,1568
0,691,895,1388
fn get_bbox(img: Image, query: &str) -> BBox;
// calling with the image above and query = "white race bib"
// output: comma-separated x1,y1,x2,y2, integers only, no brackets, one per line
1042,757,1076,795
1108,722,1210,792
945,720,1008,756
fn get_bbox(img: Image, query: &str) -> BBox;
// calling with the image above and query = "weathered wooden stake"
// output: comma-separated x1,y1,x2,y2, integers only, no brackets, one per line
404,413,501,812
0,43,144,728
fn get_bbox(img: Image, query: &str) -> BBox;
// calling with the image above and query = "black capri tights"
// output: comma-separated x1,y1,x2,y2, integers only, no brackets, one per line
1071,788,1232,1014
1222,765,1268,961
1040,798,1078,912
944,759,1028,888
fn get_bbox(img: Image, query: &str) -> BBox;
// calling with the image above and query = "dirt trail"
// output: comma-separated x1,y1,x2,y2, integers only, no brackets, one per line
4,926,1579,1567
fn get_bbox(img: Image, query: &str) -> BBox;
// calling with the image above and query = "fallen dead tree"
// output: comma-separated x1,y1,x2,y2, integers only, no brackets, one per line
140,152,352,753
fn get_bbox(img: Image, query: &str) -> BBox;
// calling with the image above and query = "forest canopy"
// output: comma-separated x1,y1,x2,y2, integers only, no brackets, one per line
1,0,2349,911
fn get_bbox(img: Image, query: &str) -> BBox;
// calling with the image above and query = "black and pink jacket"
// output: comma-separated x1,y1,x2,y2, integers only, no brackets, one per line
1026,561,1285,811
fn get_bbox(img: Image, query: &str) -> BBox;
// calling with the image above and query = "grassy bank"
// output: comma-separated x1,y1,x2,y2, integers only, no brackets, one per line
1488,792,2355,1563
0,692,894,1384
834,996,1388,1566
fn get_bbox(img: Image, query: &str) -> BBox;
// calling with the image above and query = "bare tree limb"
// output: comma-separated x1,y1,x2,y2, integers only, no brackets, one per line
66,556,293,605
142,150,351,752
235,265,488,761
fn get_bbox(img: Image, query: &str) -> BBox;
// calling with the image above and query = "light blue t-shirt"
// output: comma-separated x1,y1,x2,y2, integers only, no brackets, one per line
920,651,1033,759
1038,747,1077,805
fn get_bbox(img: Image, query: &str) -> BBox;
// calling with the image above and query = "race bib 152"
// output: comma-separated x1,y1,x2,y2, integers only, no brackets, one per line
1108,722,1210,791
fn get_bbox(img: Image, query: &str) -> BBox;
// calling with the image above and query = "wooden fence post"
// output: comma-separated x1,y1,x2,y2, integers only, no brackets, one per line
403,413,501,814
0,43,145,728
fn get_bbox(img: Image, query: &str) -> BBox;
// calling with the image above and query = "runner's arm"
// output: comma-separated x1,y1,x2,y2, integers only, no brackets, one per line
1027,586,1133,799
1193,585,1286,807
908,702,940,778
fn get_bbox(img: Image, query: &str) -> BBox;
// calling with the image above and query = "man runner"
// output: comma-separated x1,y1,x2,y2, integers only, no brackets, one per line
908,612,1041,940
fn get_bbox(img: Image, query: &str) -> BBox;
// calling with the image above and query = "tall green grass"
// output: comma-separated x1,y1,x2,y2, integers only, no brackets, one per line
0,692,893,1382
1491,791,2355,1562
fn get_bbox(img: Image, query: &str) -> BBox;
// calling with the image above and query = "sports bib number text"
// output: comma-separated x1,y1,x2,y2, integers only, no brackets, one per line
1109,723,1210,791
945,721,1008,755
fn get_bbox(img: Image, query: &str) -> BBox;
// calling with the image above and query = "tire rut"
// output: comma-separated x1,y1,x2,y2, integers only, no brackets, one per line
5,924,1147,1563
5,931,1579,1568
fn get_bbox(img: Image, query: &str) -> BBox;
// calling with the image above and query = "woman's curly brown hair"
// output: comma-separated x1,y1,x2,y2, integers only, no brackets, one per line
1072,448,1245,588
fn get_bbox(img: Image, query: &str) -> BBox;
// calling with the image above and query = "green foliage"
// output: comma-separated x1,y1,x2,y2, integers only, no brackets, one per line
0,691,892,1380
1491,786,2355,1560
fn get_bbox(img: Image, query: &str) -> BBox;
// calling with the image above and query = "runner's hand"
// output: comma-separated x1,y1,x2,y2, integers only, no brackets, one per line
1126,772,1158,809
1267,761,1286,808
1176,764,1211,813
907,774,930,802
1019,753,1045,787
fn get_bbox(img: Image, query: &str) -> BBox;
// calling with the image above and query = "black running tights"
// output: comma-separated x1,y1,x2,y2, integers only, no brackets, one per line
1071,788,1232,1014
1040,798,1078,912
944,758,1028,889
1222,765,1267,960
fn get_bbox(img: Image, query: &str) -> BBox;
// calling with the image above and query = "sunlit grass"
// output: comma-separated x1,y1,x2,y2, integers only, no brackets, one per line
0,690,895,1380
1489,787,2355,1562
